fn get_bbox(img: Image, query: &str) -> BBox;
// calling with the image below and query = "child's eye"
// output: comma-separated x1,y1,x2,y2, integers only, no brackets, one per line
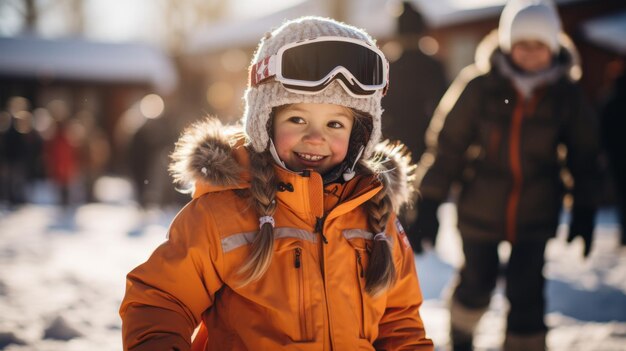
328,121,344,129
288,116,305,124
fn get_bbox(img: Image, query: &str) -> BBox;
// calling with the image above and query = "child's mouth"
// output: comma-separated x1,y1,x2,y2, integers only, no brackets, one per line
295,152,325,162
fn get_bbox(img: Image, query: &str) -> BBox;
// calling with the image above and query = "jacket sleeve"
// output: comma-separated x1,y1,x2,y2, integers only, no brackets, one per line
119,199,224,351
374,216,434,351
419,66,483,202
561,84,602,208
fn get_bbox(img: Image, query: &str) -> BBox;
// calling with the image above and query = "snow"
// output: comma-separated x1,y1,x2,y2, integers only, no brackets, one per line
417,204,626,350
0,36,178,94
0,181,625,350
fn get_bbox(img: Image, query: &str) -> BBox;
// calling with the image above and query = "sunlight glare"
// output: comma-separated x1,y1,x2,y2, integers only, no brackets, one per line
139,94,164,119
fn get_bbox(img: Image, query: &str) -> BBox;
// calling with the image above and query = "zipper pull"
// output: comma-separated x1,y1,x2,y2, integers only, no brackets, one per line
294,248,301,268
315,216,328,244
356,251,364,278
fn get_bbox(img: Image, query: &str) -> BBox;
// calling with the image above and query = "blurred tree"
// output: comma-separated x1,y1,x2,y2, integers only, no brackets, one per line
162,0,227,55
0,0,84,35
23,0,36,31
324,0,347,22
67,0,85,34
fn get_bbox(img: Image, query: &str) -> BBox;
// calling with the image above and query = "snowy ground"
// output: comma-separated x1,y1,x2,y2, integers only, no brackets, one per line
418,204,626,351
0,178,625,351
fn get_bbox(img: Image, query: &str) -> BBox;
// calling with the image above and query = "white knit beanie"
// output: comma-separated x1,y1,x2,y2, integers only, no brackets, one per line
243,16,384,158
498,0,562,53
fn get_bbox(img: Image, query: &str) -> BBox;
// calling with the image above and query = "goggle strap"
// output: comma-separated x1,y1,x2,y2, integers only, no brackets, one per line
383,61,390,96
250,55,277,87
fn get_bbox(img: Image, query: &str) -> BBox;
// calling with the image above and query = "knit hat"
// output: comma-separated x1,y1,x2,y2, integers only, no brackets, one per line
498,0,562,53
243,16,384,158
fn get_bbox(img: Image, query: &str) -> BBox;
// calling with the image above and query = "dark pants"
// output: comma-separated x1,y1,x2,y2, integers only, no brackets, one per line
453,238,548,334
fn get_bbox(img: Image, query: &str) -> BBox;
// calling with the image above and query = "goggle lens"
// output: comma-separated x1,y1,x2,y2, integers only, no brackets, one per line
250,36,389,97
281,41,384,86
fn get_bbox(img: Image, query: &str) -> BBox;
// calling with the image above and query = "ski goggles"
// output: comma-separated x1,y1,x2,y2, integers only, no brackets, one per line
250,36,389,98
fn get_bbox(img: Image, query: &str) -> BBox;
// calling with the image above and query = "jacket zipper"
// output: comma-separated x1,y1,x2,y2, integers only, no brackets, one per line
315,216,328,244
505,94,537,242
355,250,366,338
294,247,309,341
356,250,364,278
294,247,301,268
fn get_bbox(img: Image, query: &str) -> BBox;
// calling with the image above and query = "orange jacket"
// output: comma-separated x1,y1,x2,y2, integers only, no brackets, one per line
120,119,433,351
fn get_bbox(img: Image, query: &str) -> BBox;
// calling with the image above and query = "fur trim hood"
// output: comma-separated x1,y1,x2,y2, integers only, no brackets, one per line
475,29,582,82
170,117,416,212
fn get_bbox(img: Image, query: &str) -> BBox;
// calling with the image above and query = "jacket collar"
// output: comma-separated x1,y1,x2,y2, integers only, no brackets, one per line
272,165,382,220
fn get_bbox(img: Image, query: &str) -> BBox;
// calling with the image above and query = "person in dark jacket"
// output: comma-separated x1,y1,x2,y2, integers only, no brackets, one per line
600,67,626,247
382,1,448,234
1,97,43,206
382,1,447,163
410,0,601,350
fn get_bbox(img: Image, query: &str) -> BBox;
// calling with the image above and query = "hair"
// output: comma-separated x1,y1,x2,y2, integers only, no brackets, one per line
237,149,278,286
238,106,396,296
351,108,398,297
364,172,397,296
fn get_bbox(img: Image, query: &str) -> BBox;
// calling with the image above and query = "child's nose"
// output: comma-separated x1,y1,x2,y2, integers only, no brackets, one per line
303,128,325,143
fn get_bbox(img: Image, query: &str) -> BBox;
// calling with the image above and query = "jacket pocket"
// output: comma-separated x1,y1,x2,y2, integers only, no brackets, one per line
343,229,374,340
294,247,312,341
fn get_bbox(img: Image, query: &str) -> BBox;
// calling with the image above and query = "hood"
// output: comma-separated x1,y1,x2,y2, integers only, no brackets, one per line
474,29,582,82
169,117,416,212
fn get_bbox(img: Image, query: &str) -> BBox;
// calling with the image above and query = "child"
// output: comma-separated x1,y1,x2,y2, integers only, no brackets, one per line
409,0,601,350
120,16,434,351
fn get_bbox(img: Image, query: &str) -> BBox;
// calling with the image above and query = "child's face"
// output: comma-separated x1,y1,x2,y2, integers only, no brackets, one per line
510,40,553,73
273,103,354,175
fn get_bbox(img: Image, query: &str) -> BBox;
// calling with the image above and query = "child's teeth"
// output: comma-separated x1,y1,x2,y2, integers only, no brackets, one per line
299,153,323,161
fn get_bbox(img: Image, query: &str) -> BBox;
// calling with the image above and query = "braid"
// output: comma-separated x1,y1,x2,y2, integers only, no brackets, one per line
365,181,397,296
238,149,278,286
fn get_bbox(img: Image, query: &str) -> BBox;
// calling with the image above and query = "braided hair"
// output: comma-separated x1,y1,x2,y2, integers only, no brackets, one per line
237,149,278,286
364,179,397,296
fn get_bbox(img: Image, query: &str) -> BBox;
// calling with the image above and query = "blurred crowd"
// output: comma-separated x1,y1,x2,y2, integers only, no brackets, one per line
0,95,185,210
0,97,109,207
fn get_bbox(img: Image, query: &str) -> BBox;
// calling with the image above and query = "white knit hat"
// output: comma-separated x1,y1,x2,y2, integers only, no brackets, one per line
243,16,384,158
498,0,562,53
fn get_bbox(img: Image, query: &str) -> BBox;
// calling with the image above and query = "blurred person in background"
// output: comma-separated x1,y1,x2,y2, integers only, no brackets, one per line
128,109,180,209
0,97,43,207
600,62,626,247
409,0,602,350
382,1,448,234
382,1,448,162
115,94,184,210
75,109,110,203
44,100,80,207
